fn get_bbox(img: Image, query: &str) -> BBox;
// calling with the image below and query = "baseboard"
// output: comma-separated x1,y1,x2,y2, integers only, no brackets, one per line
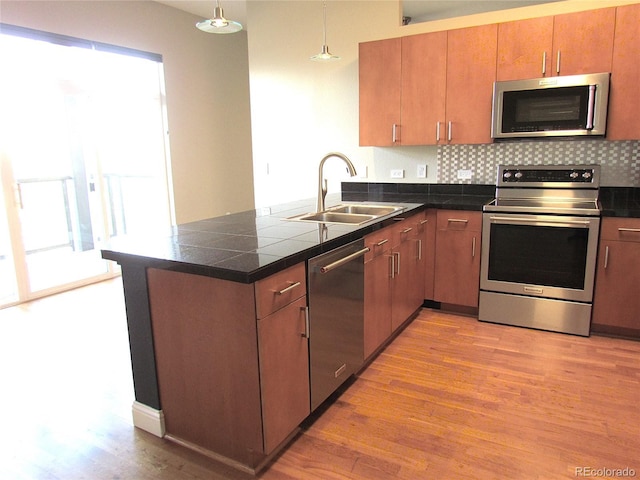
132,401,165,438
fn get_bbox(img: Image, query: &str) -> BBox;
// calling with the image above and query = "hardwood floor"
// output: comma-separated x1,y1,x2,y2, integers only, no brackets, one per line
1,278,638,479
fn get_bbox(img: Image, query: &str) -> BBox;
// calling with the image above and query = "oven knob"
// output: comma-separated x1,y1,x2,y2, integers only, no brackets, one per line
503,171,512,179
570,171,579,179
514,172,523,179
582,171,592,179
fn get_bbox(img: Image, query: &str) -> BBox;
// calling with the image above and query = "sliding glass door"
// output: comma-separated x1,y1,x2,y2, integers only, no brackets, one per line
0,26,173,307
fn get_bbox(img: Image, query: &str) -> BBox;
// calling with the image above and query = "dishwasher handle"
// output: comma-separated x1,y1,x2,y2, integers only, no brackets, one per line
319,247,370,274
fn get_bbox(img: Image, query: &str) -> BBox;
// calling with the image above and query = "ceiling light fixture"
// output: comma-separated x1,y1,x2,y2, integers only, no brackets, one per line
310,1,340,62
196,0,243,34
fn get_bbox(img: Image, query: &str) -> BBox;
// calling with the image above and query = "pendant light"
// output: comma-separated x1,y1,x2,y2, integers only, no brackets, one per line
310,1,340,62
196,0,243,34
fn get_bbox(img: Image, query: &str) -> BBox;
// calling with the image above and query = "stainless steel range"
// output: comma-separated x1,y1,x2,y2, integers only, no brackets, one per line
479,165,601,336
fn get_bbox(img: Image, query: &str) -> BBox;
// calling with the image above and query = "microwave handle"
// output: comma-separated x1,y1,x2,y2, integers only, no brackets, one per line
586,85,596,130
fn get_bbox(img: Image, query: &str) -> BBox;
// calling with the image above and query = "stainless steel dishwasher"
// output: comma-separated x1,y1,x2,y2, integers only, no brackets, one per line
307,238,368,411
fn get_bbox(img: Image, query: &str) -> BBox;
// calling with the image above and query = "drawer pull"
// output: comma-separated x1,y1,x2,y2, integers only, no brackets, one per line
604,245,609,269
447,218,469,223
618,228,640,233
376,239,389,246
276,281,301,295
401,227,413,234
420,219,429,225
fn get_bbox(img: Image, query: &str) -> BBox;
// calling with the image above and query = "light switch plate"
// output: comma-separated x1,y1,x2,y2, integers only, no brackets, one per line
417,164,427,178
391,169,405,179
457,169,472,180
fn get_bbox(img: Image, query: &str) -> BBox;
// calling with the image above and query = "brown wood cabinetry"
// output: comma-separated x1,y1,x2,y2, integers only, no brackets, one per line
363,212,427,359
591,217,640,338
359,25,496,146
433,210,482,308
146,263,309,472
608,3,640,140
423,209,437,300
358,38,401,147
445,24,497,145
497,8,615,80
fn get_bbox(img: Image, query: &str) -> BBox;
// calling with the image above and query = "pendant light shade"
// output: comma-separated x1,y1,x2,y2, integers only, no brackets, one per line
310,2,340,61
196,0,243,34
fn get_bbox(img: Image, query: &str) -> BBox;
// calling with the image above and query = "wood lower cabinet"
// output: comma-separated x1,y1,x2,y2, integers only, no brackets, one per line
363,212,427,359
591,217,640,338
146,262,309,472
433,210,482,308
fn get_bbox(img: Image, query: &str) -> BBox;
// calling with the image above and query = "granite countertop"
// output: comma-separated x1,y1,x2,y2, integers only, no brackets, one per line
101,184,640,285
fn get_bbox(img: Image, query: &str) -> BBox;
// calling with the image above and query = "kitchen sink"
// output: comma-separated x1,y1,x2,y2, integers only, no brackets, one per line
285,204,405,225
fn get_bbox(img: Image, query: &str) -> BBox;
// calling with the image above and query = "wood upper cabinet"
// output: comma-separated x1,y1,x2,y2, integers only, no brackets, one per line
433,210,482,308
552,8,615,76
591,217,640,338
445,24,497,145
497,8,615,80
400,31,447,145
359,38,401,146
497,16,554,81
607,3,640,140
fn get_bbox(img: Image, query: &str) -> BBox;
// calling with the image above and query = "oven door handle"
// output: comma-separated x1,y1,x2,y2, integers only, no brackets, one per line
488,216,592,228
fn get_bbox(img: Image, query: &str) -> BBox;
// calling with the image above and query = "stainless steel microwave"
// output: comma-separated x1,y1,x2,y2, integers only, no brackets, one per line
491,72,610,139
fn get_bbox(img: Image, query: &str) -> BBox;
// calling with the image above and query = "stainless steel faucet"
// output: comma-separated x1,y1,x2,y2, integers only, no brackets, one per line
317,152,357,212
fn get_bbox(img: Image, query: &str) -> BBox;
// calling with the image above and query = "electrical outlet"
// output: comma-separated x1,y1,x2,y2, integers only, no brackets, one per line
391,169,405,179
457,169,472,180
417,164,427,178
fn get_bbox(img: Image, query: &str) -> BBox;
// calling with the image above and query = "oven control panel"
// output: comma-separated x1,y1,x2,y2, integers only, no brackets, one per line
498,165,600,187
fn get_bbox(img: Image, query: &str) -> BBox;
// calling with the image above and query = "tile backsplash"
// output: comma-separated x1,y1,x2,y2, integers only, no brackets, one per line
437,140,640,186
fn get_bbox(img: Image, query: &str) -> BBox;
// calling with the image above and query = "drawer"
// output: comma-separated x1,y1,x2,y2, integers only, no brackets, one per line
600,217,640,242
364,224,394,261
436,210,482,232
255,263,306,319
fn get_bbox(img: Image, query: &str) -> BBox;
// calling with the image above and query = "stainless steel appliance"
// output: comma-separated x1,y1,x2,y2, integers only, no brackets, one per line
491,73,610,139
307,239,369,411
479,165,601,336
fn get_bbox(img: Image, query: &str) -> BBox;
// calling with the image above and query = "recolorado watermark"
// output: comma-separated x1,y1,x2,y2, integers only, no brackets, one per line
576,467,636,477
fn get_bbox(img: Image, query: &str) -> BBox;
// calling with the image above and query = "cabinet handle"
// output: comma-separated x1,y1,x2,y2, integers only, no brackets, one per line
436,122,441,142
417,239,422,260
392,124,398,143
472,237,476,258
376,238,389,246
447,121,452,142
542,51,547,76
556,50,561,75
447,218,468,224
301,306,310,339
394,251,401,276
604,245,609,269
420,219,429,225
276,281,301,295
618,228,640,233
401,227,413,234
389,254,395,279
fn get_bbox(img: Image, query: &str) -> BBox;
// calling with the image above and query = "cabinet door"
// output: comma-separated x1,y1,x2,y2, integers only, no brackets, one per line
423,210,437,300
445,24,497,144
552,8,615,76
497,16,554,81
359,38,401,146
258,296,310,454
364,252,392,359
401,31,447,145
433,211,482,307
608,3,640,141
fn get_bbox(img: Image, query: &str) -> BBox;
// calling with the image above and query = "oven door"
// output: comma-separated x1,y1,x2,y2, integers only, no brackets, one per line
480,213,600,302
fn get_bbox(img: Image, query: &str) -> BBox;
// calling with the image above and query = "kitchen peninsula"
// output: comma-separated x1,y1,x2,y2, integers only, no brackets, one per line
101,186,492,473
102,181,640,473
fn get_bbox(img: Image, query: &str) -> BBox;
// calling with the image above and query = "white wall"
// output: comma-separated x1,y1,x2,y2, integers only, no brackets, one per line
246,0,640,208
1,0,255,223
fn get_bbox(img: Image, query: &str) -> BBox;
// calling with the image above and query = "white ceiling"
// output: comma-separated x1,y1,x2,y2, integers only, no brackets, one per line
154,1,563,31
